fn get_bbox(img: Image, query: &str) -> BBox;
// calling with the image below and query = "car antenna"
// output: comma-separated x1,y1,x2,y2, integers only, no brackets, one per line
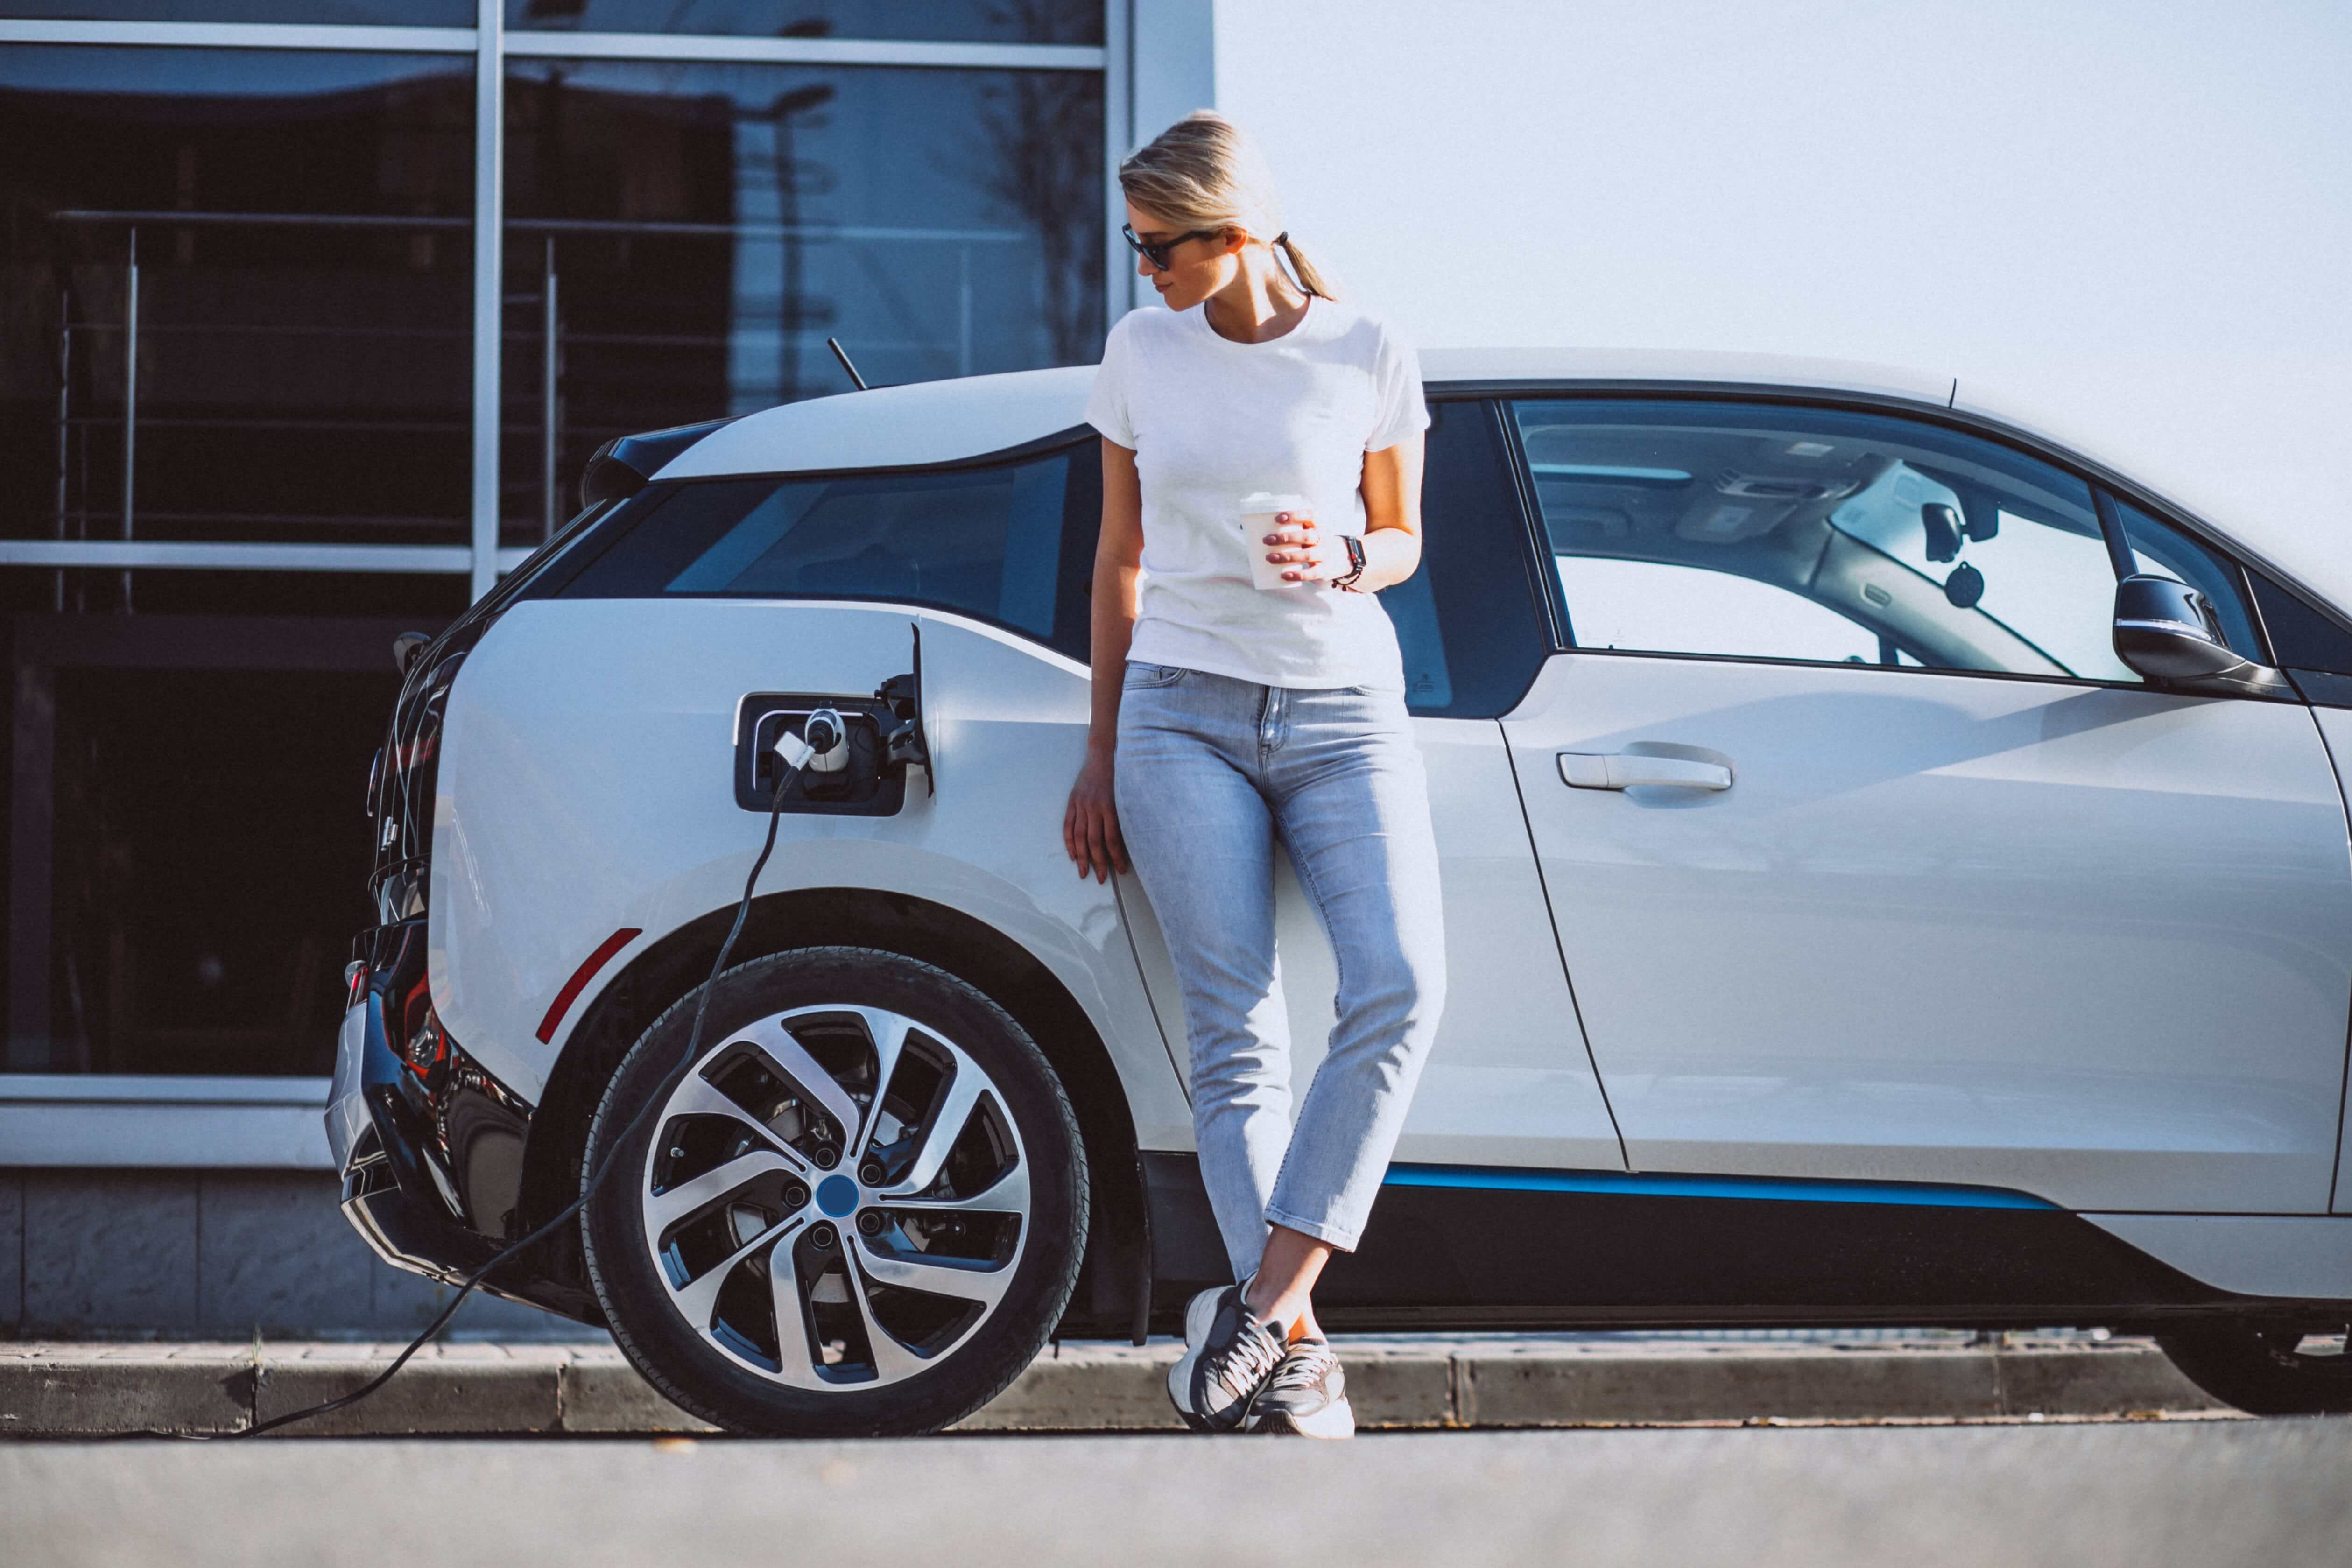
826,336,870,391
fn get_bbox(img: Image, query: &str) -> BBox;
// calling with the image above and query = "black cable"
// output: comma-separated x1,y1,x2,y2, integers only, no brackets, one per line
228,755,808,1440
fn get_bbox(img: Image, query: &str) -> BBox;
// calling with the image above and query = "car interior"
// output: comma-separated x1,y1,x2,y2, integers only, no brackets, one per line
1510,401,2136,682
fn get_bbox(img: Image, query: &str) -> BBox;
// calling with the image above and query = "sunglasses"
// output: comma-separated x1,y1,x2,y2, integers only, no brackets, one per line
1121,220,1228,271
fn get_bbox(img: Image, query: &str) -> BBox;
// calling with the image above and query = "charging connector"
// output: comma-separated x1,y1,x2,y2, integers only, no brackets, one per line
793,707,849,775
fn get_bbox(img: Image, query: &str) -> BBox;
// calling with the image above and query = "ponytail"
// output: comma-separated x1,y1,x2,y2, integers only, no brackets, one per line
1271,231,1336,301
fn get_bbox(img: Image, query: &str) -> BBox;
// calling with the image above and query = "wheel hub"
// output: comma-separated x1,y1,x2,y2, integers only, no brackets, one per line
816,1174,859,1217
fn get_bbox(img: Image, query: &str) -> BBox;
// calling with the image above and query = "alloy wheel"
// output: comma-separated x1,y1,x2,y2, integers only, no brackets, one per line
638,1003,1031,1390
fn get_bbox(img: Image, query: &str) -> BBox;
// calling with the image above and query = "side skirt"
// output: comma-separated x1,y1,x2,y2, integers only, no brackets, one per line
1139,1152,2294,1336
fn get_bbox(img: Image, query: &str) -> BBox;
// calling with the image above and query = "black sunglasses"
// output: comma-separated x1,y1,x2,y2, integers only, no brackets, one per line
1121,220,1227,271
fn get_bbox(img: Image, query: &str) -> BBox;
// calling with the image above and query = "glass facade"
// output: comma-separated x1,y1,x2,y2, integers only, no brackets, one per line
499,56,1100,544
0,7,1115,1077
506,0,1101,44
0,46,476,550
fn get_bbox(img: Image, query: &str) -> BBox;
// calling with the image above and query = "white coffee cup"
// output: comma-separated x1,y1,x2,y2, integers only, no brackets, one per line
1238,491,1314,591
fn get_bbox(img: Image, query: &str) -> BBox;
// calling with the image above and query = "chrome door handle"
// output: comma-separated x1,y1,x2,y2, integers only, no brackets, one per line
1557,752,1732,791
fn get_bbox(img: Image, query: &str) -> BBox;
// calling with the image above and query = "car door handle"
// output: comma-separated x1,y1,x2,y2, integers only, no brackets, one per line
1557,752,1733,791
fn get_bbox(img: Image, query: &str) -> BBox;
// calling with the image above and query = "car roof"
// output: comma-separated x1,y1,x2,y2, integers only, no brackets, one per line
656,345,2346,620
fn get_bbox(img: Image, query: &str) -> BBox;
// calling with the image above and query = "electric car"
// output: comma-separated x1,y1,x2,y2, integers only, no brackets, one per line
330,345,2352,1435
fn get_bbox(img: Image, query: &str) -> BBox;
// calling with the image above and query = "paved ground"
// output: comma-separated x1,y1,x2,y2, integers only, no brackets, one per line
0,1332,2228,1435
7,1420,2347,1567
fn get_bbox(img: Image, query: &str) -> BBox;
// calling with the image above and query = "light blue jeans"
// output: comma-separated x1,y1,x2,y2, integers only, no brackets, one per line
1114,660,1448,1279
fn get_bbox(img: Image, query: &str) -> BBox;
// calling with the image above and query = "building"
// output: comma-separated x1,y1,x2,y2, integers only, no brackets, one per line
0,0,1209,1336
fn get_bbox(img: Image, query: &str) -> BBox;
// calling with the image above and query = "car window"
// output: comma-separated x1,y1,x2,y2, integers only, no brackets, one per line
555,440,1100,663
1391,399,1552,717
1508,400,2130,682
555,404,1549,719
2111,498,2263,659
2250,570,2352,678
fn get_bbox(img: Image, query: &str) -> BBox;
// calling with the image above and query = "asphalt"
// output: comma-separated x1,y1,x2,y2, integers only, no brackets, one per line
7,1421,2349,1568
1,1332,2230,1436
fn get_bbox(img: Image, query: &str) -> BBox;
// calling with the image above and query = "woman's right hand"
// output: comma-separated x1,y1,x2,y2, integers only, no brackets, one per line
1063,749,1130,883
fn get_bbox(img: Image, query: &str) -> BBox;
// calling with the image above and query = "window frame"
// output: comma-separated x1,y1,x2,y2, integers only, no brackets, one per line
1477,382,2307,700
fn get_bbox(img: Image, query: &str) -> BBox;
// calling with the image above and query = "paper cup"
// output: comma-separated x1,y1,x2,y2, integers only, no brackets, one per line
1238,491,1314,591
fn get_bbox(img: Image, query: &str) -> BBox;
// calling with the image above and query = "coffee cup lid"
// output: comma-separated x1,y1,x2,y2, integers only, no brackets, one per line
1239,491,1311,511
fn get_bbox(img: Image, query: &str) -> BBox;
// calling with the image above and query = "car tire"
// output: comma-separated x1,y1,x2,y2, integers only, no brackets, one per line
2156,1322,2352,1415
580,944,1088,1437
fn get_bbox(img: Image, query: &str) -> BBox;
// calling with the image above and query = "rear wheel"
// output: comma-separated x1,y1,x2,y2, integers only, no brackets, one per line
2157,1321,2352,1415
581,945,1087,1437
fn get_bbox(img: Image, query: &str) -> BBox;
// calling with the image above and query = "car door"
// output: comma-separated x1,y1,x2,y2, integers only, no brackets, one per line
1119,397,1626,1173
1496,395,2352,1214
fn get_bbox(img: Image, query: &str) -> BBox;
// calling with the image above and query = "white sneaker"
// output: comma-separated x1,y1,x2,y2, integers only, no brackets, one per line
1250,1334,1355,1439
1166,1277,1289,1433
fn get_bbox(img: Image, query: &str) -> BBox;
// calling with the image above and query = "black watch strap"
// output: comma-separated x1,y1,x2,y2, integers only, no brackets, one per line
1336,533,1367,589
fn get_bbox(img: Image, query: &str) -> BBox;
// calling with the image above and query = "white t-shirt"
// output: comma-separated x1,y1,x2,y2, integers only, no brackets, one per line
1083,295,1431,691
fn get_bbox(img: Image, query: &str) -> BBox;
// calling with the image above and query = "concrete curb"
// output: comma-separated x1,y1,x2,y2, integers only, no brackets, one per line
0,1336,2231,1437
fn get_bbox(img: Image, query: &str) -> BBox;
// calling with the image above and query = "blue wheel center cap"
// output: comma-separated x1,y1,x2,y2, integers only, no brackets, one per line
816,1174,859,1218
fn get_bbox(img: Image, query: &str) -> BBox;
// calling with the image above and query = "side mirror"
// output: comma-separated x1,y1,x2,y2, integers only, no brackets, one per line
2113,575,2293,697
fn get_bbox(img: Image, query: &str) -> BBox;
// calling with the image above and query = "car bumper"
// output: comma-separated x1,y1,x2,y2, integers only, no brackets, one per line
326,920,601,1325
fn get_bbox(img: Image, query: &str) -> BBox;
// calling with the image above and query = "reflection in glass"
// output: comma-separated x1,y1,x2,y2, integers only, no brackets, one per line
500,57,1101,545
1514,400,2123,680
0,47,475,557
507,0,1101,44
0,0,468,21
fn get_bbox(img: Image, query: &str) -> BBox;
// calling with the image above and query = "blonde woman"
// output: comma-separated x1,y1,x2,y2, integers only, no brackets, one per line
1061,111,1446,1438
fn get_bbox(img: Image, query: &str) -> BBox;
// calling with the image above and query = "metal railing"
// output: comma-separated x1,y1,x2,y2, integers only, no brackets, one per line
34,206,1030,582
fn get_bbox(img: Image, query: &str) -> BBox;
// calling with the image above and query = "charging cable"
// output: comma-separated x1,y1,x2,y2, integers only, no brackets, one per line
231,726,823,1439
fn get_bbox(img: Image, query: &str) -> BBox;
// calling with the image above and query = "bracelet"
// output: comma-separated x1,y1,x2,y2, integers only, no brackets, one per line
1333,533,1367,591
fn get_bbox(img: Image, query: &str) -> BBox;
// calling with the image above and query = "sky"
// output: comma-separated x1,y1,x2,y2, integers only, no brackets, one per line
1211,0,2350,564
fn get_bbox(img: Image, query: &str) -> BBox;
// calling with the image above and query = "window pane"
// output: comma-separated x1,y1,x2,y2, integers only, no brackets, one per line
0,46,474,548
2251,571,2352,677
1511,400,2123,681
559,443,1096,660
0,564,470,1076
1561,555,1881,664
507,0,1102,44
0,2,468,21
1389,398,1549,717
2113,498,2262,659
500,57,1103,547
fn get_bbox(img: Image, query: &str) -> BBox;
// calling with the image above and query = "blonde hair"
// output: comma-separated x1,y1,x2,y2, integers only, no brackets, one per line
1116,109,1337,301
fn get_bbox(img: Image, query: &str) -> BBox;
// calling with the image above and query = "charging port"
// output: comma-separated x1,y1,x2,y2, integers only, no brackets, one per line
734,695,906,816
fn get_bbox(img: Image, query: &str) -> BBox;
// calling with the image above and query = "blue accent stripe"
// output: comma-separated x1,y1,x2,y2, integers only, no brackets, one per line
1383,1163,2057,1210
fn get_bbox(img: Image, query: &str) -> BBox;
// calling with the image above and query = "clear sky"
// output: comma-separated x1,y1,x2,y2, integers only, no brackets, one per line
1211,0,2349,556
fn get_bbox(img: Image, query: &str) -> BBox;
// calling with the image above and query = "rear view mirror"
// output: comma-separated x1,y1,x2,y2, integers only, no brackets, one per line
1921,503,1962,563
2113,575,2294,697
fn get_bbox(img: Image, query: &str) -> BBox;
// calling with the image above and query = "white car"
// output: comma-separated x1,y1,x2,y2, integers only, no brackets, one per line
329,347,2352,1435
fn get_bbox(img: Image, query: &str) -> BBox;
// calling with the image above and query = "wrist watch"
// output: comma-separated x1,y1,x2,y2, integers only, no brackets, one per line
1332,533,1367,591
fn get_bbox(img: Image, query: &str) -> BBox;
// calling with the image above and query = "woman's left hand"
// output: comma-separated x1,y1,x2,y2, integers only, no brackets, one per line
1263,513,1339,585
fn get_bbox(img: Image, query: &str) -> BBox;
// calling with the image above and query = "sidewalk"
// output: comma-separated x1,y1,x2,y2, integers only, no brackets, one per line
0,1333,2232,1436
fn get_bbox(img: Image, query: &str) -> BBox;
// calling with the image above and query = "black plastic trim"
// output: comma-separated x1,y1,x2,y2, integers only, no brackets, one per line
2288,669,2352,710
340,917,602,1325
1136,1150,2341,1335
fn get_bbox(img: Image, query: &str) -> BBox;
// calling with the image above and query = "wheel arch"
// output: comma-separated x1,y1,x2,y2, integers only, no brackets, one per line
515,886,1149,1336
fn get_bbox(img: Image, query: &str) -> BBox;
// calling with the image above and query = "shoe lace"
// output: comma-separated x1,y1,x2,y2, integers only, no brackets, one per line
1206,1319,1287,1402
1268,1338,1335,1392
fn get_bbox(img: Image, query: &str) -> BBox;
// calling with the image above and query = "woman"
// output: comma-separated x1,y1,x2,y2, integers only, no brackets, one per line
1061,110,1447,1440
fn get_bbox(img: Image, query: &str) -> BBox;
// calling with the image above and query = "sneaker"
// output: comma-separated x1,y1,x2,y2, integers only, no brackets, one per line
1166,1278,1290,1433
1250,1334,1355,1439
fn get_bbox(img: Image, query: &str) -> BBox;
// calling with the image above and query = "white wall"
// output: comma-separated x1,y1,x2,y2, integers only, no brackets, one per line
1210,0,2349,557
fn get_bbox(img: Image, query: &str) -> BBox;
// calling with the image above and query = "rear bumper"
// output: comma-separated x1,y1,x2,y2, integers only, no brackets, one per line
327,920,602,1325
